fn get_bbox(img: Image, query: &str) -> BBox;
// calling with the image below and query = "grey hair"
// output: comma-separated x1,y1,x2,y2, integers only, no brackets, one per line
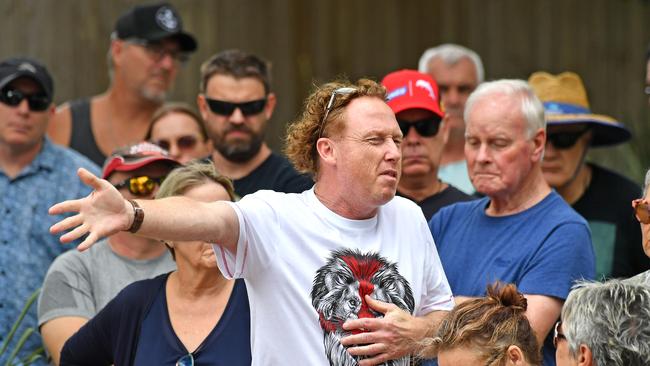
417,43,485,83
562,279,650,366
464,79,545,138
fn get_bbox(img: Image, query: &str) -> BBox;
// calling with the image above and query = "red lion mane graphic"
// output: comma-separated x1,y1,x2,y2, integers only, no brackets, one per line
311,249,415,366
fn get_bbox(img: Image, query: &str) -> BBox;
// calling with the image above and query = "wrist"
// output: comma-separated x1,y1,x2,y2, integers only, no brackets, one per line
125,199,144,233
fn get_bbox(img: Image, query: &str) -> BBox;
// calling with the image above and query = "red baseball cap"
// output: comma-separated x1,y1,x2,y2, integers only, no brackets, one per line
381,69,444,119
102,141,180,179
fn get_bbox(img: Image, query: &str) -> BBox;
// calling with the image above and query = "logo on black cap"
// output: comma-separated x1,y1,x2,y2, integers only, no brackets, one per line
17,62,37,74
155,6,179,31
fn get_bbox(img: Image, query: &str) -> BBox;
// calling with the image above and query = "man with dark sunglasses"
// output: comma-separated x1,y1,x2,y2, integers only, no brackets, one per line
47,2,198,167
529,71,650,280
382,70,472,221
197,49,313,197
38,142,178,365
0,56,100,364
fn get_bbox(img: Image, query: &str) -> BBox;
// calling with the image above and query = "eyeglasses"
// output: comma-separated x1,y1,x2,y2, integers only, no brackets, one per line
113,176,165,196
126,39,189,65
633,199,650,224
0,87,49,111
153,135,199,151
546,129,589,150
176,353,194,366
318,87,357,139
553,321,566,348
205,98,267,117
397,116,442,137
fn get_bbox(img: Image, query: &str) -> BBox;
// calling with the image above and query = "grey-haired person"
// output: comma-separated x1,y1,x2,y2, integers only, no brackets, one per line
47,2,198,166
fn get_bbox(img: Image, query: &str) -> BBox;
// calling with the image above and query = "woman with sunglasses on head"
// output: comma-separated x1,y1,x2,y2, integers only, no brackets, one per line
421,282,542,366
39,142,179,365
59,161,251,366
146,102,213,164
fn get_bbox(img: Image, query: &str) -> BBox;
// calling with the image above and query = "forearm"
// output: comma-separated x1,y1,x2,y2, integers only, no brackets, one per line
131,197,239,252
41,317,88,366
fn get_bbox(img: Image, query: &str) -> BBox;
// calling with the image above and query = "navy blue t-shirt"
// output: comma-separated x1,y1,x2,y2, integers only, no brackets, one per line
133,279,251,365
428,191,595,366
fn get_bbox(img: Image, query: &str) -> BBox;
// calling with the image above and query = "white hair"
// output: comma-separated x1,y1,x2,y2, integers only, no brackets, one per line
417,43,485,83
464,79,545,137
562,279,650,366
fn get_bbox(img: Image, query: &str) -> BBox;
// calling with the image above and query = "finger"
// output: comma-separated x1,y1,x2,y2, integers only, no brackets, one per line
50,214,84,235
346,342,385,357
365,295,393,314
59,223,89,244
343,317,381,332
77,231,100,252
357,353,390,366
49,198,83,216
340,330,375,346
78,167,106,191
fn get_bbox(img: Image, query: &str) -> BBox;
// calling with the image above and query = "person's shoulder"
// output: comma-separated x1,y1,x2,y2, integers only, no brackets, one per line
114,273,168,305
48,239,109,271
45,138,101,174
542,191,588,224
590,163,641,196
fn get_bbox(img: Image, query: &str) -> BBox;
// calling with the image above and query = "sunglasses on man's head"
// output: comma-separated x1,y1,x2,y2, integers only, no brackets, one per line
633,199,650,224
153,135,199,151
0,87,50,111
205,97,267,117
113,176,165,197
546,128,589,150
397,116,442,137
553,321,566,348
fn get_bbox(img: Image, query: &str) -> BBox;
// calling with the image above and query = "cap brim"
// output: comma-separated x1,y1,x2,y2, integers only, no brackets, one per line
0,71,52,101
389,99,444,119
102,156,180,179
148,31,197,52
546,113,631,147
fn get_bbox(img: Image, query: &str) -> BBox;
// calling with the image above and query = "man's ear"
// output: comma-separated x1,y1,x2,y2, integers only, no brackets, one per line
440,115,451,145
316,137,336,166
531,127,545,163
264,93,277,120
577,344,594,366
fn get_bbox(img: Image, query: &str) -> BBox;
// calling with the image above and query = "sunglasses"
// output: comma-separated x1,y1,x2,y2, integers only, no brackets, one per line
176,353,193,366
546,129,589,150
397,116,442,137
113,176,165,197
127,39,189,65
205,98,267,117
318,87,357,139
153,135,199,151
0,88,50,111
553,321,566,348
633,199,650,224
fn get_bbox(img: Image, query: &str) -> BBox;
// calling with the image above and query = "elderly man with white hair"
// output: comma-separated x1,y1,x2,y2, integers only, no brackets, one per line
428,79,595,366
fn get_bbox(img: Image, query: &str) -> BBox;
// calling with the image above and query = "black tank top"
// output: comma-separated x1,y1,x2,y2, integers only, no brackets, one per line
69,98,106,167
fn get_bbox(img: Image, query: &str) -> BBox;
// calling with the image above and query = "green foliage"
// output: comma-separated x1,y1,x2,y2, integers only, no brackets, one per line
0,289,45,366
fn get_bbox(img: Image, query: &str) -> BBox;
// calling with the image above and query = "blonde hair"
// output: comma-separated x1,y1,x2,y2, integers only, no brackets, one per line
285,78,386,179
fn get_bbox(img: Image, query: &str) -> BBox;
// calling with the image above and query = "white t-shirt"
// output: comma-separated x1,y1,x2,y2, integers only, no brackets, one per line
214,188,453,365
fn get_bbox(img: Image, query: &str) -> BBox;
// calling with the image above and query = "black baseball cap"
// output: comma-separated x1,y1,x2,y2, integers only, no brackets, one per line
0,57,54,103
114,2,197,53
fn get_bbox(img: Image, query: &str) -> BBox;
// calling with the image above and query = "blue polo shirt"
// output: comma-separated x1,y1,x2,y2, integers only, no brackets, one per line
0,138,99,364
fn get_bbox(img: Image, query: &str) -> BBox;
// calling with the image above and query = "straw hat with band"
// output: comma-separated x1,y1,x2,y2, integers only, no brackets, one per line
528,71,631,147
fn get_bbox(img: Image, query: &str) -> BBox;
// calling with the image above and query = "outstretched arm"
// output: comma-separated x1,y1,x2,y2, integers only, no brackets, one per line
340,295,448,366
49,168,239,253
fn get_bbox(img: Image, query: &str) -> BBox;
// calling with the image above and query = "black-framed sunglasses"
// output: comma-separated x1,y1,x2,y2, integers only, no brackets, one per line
397,116,442,137
317,87,357,139
546,128,589,150
553,321,566,348
205,97,267,117
176,353,194,366
126,39,189,65
0,87,50,111
113,176,165,196
153,135,199,151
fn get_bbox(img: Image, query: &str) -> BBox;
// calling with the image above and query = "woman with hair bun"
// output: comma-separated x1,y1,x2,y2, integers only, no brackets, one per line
423,282,542,366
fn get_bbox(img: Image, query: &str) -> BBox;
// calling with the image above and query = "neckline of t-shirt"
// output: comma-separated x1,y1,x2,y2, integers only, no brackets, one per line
305,188,378,231
481,191,556,220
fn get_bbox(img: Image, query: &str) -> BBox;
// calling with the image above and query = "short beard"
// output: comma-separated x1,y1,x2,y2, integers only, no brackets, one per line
215,131,265,163
140,87,167,104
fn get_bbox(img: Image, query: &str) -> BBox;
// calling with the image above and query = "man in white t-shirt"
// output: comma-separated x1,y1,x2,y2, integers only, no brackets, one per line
50,78,454,365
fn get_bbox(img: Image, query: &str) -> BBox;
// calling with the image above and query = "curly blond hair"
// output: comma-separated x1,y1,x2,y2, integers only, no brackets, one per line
285,78,386,179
